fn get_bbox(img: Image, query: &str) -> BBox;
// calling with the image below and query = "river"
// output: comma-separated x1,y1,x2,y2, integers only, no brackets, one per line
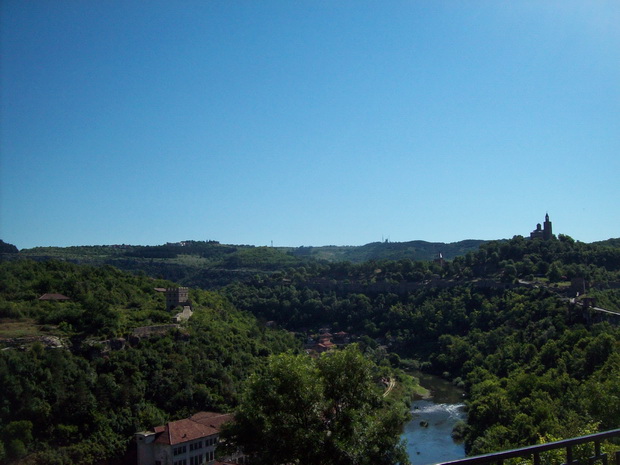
402,372,467,465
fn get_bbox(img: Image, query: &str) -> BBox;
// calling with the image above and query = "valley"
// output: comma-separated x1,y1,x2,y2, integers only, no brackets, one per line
1,233,619,464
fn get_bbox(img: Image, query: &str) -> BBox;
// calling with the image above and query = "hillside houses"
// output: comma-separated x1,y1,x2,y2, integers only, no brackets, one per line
305,329,350,355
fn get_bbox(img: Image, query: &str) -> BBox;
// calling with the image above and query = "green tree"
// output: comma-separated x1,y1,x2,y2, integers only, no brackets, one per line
547,262,563,283
223,345,409,465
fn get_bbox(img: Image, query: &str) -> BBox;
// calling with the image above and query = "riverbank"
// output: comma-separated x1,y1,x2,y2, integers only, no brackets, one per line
385,368,431,406
411,371,465,403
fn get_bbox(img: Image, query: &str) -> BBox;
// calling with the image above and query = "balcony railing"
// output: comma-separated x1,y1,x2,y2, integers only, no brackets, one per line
439,429,620,465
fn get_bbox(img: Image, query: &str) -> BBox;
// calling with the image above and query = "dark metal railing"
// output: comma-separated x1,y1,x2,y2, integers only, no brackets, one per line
438,429,620,465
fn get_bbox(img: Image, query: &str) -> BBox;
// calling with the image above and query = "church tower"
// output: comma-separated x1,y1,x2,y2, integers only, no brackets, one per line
530,213,554,240
543,213,553,241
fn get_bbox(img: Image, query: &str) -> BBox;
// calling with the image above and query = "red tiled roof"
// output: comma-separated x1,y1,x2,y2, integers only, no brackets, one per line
313,341,336,353
153,412,233,446
39,293,71,301
190,411,233,429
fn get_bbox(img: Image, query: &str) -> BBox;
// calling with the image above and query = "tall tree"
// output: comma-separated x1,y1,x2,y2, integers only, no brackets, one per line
223,345,409,465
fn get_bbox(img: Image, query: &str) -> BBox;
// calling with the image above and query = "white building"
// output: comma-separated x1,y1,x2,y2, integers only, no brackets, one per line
136,412,237,465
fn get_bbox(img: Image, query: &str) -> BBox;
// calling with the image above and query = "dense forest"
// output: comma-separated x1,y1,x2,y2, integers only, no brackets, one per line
0,260,299,464
222,345,413,465
0,258,414,465
1,234,620,463
222,236,620,454
10,238,486,289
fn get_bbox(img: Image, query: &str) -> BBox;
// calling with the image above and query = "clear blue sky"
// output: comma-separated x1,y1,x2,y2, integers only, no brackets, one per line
1,1,619,250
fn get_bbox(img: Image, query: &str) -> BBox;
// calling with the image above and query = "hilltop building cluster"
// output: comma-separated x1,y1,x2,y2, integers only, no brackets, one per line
530,213,553,240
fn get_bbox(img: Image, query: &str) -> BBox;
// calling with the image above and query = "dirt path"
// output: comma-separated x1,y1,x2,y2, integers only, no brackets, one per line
383,377,396,397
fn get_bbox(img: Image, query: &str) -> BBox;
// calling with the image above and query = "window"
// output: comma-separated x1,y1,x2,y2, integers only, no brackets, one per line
190,440,203,451
189,455,204,465
173,445,187,456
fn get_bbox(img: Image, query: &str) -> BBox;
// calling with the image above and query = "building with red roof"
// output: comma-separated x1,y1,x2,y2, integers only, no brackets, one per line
136,412,240,465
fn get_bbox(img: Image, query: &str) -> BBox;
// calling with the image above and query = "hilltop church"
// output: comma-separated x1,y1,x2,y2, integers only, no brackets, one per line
530,213,553,240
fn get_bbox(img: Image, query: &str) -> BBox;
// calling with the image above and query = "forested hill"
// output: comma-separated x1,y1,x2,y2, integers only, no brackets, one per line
222,235,620,455
0,259,298,464
288,239,486,262
593,238,620,249
2,236,620,462
7,239,485,289
222,234,620,335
